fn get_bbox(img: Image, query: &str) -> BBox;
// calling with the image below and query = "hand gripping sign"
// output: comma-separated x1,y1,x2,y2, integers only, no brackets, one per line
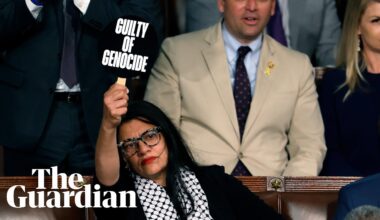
99,16,158,85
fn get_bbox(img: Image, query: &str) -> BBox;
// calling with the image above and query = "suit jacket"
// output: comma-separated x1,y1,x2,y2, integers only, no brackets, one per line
183,0,341,67
334,173,380,220
318,69,380,176
144,23,326,176
0,0,162,149
94,165,282,220
288,0,341,66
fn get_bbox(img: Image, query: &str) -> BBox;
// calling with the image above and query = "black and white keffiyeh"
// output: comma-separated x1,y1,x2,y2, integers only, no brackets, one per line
133,168,214,220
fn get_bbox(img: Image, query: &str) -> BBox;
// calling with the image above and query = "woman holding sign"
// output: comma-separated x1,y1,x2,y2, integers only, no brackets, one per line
93,84,282,219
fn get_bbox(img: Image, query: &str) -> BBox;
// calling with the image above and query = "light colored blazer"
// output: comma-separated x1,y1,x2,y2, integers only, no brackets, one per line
144,23,326,176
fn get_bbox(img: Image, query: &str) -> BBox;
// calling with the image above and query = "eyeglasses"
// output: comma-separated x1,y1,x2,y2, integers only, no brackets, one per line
118,127,162,158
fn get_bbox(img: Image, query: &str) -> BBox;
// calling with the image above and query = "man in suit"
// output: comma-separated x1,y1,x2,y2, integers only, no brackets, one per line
0,0,162,175
182,0,341,67
335,173,380,220
145,0,326,176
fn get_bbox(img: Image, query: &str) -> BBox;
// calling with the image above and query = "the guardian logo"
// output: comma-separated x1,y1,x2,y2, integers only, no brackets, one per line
6,166,136,208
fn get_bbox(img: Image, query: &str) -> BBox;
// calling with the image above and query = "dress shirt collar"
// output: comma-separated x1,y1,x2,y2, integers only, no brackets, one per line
222,21,263,64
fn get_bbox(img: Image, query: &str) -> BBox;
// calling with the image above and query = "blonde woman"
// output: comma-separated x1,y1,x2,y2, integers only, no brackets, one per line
319,0,380,176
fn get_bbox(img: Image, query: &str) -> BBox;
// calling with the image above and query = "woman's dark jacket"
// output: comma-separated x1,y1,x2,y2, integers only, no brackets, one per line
93,165,282,219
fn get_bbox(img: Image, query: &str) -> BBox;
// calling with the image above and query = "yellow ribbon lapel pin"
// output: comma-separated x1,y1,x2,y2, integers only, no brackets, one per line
264,61,275,76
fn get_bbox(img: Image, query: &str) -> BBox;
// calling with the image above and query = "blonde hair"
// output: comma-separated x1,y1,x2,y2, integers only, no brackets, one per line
336,0,380,99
